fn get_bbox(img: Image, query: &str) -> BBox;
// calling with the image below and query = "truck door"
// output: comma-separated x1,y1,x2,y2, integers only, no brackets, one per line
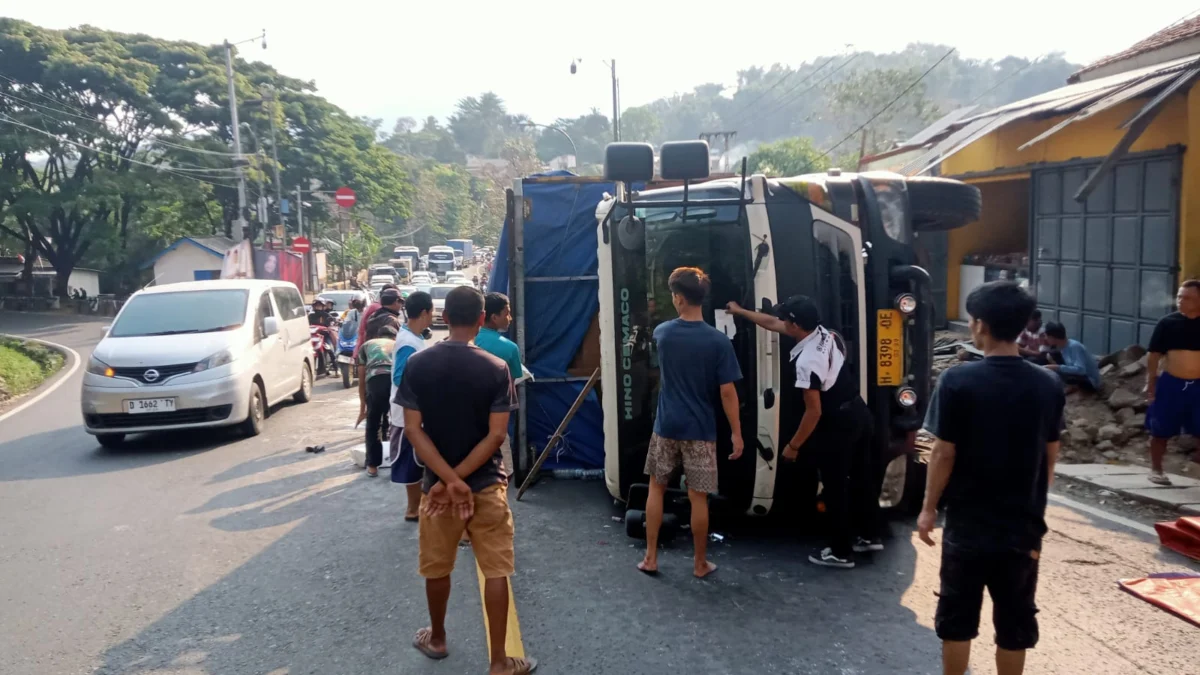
608,186,759,511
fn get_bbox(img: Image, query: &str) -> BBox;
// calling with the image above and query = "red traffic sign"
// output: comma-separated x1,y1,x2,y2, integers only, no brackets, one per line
334,187,356,209
290,236,311,253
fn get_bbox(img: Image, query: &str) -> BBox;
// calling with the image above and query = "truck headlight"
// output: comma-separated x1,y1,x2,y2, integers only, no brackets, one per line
896,387,918,408
87,356,115,378
895,293,917,315
193,350,235,373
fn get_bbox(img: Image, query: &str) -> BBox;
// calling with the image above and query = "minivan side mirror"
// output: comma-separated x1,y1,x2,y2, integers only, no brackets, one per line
263,316,280,337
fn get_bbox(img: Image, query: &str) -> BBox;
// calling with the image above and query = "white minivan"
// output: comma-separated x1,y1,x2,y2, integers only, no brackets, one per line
81,279,314,447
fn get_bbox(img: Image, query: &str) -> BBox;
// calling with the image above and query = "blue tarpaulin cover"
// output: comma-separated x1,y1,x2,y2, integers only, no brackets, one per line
492,172,613,470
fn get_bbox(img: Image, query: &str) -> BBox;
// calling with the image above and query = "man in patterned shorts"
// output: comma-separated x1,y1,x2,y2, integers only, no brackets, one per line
638,267,743,578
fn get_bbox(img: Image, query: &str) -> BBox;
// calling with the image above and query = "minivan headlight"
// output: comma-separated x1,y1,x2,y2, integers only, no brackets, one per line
87,356,115,378
192,350,235,373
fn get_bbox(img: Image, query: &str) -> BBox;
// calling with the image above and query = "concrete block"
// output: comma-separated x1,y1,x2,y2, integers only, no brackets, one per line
1122,487,1200,509
1055,463,1150,478
1087,473,1200,490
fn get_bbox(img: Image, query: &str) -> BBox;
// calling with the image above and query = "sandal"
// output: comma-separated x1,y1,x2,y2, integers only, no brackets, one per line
366,467,379,478
494,656,538,674
412,627,448,660
1149,472,1172,486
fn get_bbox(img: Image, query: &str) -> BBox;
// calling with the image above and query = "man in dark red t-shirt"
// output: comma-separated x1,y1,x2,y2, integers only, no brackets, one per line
354,284,396,360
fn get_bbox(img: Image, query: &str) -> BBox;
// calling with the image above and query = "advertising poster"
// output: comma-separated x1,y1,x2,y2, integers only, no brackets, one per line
220,239,254,279
254,249,304,288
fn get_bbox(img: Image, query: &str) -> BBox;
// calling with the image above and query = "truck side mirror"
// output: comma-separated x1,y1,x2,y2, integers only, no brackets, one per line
604,143,654,183
660,140,710,181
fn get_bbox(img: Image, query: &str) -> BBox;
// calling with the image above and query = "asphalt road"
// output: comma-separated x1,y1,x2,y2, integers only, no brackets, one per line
1,310,1197,675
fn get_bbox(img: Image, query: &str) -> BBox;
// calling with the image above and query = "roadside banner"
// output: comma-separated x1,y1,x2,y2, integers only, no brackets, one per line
221,239,254,279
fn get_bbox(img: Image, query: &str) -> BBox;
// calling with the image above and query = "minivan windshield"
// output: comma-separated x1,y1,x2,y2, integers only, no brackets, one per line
111,289,249,337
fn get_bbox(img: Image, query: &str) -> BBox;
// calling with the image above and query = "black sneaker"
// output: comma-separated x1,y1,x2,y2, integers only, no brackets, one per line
808,547,855,569
853,537,884,553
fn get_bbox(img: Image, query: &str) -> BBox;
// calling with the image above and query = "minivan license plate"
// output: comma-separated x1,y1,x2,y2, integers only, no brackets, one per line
876,310,904,387
125,398,175,414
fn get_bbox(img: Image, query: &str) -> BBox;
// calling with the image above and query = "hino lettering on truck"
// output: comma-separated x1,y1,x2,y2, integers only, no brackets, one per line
620,287,633,420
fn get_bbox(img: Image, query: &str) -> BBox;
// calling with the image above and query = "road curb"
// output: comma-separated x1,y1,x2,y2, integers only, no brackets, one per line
1055,463,1200,514
0,333,81,424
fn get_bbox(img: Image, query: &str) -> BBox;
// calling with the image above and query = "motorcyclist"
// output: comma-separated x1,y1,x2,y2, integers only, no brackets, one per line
480,273,489,291
308,298,334,327
472,274,480,289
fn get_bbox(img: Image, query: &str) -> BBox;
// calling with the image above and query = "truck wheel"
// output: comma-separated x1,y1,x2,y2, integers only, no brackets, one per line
625,509,646,539
905,176,982,232
341,362,352,389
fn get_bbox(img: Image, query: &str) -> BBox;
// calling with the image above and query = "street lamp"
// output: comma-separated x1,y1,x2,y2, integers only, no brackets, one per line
520,122,578,169
570,58,619,142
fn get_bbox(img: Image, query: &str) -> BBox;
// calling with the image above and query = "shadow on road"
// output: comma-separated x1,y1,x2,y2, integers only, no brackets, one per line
0,425,231,482
95,457,937,675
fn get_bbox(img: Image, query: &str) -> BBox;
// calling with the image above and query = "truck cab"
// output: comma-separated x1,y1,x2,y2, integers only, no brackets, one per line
596,141,979,522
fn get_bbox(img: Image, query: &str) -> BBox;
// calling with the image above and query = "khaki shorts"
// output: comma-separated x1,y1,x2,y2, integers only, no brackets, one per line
643,433,718,495
418,484,514,579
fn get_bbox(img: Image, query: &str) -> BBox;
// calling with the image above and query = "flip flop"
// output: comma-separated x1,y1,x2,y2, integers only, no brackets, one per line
312,445,326,454
496,656,538,674
405,514,419,522
412,628,448,660
366,468,379,478
637,560,658,576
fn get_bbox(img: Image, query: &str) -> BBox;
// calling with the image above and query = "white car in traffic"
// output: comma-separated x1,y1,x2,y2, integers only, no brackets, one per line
81,280,313,447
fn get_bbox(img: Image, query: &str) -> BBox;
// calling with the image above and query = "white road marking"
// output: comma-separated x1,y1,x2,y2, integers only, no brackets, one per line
0,333,82,425
1048,493,1158,536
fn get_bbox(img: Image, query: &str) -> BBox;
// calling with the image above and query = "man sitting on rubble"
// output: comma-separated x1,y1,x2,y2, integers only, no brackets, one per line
1042,322,1101,392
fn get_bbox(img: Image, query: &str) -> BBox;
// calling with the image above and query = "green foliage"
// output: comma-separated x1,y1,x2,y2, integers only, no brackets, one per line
747,137,830,176
0,18,412,295
0,337,63,397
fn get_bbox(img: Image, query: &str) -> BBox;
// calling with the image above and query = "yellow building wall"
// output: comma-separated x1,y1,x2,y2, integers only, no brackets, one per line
939,92,1195,320
946,179,1030,319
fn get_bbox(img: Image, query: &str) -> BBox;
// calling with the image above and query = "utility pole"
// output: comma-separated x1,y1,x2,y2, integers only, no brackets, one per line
699,131,737,172
224,40,248,240
223,31,267,241
263,86,286,240
611,59,620,142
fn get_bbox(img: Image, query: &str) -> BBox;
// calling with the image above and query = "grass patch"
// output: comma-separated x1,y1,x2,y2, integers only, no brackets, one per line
0,338,65,399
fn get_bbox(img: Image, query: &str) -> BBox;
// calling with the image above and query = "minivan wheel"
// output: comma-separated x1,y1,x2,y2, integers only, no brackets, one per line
241,383,265,437
96,433,125,449
294,364,313,403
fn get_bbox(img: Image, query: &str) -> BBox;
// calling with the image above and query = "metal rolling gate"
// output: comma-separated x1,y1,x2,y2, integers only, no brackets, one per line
1031,152,1181,354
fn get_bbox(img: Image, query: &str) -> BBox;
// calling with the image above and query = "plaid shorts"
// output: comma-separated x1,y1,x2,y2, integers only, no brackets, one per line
643,433,718,495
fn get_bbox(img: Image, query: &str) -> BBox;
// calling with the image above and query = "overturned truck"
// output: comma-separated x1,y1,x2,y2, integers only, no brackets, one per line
496,144,980,531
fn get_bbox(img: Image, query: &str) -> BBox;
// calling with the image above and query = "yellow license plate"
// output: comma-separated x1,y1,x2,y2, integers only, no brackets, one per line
876,309,904,386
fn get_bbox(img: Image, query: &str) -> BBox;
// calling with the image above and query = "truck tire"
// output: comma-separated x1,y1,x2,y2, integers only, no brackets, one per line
905,176,982,232
900,454,927,516
625,509,646,539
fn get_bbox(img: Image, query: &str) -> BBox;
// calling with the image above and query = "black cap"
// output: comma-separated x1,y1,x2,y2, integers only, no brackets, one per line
380,288,402,306
772,295,821,330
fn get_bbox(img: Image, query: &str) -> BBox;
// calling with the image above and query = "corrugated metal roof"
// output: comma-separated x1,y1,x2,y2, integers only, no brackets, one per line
903,106,979,146
1072,15,1200,81
899,54,1200,176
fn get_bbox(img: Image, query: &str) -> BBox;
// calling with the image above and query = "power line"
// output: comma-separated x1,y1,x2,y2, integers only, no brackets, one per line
967,54,1048,107
0,114,237,190
0,89,241,167
748,52,864,130
800,47,957,173
723,55,839,130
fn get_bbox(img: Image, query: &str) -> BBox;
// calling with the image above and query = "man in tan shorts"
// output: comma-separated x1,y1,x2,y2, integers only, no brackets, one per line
397,286,536,675
638,268,743,578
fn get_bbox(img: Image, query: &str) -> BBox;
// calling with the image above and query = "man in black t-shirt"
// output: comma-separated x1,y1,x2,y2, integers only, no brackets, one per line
396,286,535,675
1144,280,1200,485
921,281,1065,675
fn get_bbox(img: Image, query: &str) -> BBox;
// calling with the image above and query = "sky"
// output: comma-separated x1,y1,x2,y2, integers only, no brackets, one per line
7,1,1199,129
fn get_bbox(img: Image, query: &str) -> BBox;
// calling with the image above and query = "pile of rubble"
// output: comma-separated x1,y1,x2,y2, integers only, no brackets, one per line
930,337,1196,475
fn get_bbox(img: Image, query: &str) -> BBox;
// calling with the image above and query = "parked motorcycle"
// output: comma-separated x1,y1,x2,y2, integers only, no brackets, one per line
309,325,338,378
337,333,358,389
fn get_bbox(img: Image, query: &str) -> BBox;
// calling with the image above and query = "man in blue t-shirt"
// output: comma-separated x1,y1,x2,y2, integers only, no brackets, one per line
638,267,743,579
475,293,523,381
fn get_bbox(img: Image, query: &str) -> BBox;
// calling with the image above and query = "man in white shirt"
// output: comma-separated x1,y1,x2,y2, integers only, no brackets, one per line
388,291,434,521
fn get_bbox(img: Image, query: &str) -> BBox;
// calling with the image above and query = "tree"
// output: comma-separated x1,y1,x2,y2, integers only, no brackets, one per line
0,18,414,295
747,137,830,176
825,67,941,156
620,106,661,144
448,92,512,157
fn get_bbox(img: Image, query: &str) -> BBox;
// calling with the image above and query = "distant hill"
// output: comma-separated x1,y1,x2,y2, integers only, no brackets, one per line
621,43,1081,157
